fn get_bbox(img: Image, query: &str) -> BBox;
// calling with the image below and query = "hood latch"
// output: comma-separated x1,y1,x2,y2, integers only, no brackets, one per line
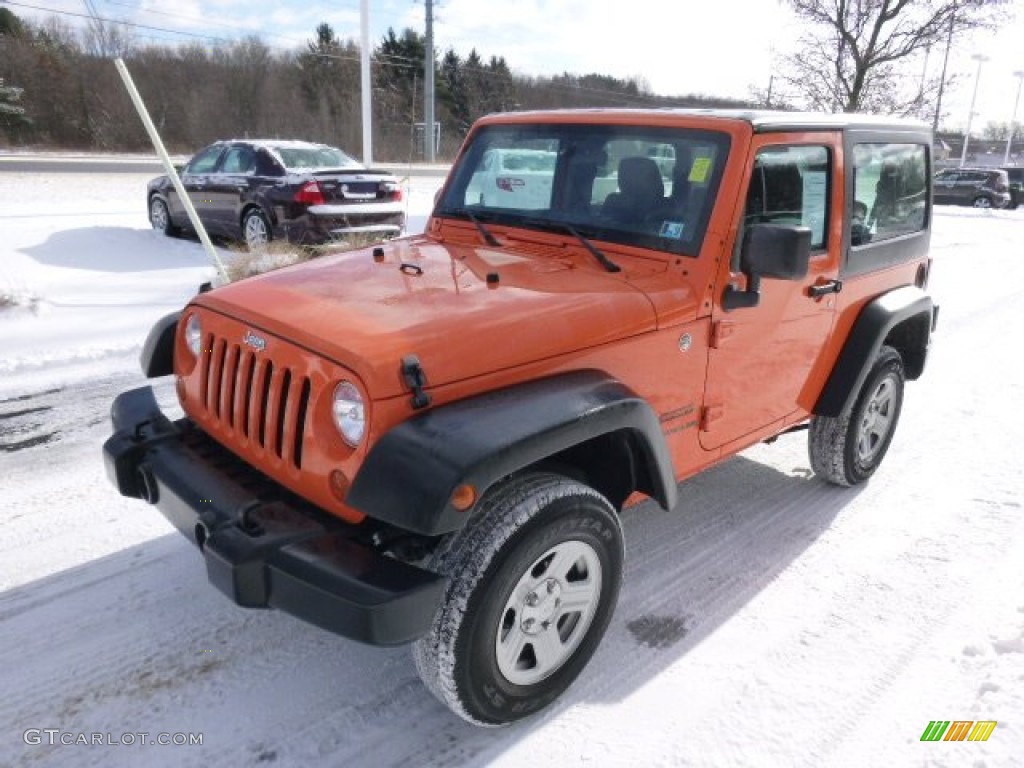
401,355,432,410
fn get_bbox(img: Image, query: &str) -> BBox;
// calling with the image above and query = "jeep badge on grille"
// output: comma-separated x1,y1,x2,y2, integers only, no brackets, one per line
243,330,266,352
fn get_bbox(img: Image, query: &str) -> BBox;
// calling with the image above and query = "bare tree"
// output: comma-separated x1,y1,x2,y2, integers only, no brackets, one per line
777,0,1007,116
978,120,1011,140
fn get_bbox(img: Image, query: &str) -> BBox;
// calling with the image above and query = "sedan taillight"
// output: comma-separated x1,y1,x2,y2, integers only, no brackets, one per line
294,181,326,205
381,181,403,201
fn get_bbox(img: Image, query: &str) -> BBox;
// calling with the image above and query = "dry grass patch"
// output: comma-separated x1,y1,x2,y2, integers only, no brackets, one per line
223,235,395,283
0,287,41,313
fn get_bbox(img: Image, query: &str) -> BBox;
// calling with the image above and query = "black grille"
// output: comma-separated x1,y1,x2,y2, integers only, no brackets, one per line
199,333,312,468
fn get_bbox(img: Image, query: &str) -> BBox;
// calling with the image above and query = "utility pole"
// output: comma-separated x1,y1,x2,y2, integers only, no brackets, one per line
424,0,436,162
360,0,372,165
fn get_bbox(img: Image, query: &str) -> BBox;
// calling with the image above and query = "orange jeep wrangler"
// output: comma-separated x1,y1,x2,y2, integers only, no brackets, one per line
104,110,938,725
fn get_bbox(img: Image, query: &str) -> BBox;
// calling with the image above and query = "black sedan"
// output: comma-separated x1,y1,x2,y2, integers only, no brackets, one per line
147,140,406,248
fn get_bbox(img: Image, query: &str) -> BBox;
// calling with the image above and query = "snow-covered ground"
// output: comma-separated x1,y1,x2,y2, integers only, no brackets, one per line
1,169,1022,767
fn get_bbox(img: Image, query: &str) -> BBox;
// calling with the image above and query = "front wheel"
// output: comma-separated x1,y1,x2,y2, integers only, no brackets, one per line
972,196,992,209
809,345,905,486
413,473,623,726
149,196,180,236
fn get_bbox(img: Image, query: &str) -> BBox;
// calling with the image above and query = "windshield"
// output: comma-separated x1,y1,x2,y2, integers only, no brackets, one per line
270,144,362,171
437,123,730,257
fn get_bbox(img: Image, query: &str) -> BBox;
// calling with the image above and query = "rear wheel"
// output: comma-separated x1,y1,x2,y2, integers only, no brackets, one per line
242,208,271,250
972,196,992,208
809,346,905,486
413,473,623,726
149,196,179,236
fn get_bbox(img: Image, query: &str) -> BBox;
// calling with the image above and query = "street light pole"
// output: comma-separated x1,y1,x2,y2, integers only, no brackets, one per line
360,0,372,166
1004,70,1024,165
933,11,955,132
960,54,989,167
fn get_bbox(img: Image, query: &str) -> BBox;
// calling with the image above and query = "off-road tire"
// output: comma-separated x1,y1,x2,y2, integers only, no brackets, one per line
809,345,905,486
149,196,180,237
412,473,623,726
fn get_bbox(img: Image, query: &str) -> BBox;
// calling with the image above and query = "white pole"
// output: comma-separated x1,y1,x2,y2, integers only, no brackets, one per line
114,58,228,283
960,54,989,168
1004,71,1024,165
360,0,373,165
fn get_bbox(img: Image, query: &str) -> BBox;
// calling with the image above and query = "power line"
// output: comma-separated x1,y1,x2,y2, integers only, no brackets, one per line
2,0,689,106
3,1,238,42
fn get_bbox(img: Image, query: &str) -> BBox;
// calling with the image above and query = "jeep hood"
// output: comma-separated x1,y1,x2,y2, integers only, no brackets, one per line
195,236,679,398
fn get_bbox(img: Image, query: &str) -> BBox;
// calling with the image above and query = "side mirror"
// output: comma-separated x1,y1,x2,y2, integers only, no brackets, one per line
722,223,812,311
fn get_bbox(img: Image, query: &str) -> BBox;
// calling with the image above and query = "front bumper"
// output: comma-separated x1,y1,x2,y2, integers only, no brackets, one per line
102,386,445,646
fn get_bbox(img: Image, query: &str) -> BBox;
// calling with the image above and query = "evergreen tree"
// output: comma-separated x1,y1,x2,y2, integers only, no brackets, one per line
0,77,31,139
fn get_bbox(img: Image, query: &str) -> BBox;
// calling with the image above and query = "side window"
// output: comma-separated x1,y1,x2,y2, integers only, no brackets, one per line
186,146,223,175
852,143,927,244
743,145,829,250
221,146,256,174
254,149,284,176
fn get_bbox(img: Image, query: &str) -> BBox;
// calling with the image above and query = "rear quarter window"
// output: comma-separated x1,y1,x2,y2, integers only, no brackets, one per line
852,144,927,245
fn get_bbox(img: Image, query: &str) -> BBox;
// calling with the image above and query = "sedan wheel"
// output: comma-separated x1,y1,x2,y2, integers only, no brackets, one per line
149,196,179,236
972,196,992,208
243,209,271,250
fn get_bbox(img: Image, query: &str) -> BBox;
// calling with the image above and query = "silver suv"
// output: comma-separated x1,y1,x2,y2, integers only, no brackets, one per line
933,167,1011,209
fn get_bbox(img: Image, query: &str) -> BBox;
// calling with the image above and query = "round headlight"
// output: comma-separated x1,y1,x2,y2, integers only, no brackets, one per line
184,314,202,357
332,381,366,446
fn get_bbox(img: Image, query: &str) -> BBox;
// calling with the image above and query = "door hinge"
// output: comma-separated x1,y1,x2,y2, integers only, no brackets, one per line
401,354,431,410
700,405,724,431
710,321,735,349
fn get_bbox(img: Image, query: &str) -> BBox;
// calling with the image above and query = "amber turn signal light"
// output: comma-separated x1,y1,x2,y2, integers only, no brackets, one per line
450,484,477,511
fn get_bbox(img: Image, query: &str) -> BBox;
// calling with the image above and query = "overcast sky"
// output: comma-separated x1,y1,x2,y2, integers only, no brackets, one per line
10,0,1024,133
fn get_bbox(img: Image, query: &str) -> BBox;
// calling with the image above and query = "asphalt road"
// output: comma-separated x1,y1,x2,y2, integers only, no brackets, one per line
0,154,450,176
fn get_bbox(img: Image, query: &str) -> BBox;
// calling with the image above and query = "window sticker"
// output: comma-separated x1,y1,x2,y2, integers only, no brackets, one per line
659,221,685,239
802,170,827,245
689,156,712,183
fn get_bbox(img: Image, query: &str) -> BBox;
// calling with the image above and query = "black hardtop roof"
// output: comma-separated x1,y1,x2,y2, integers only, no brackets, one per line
494,108,930,134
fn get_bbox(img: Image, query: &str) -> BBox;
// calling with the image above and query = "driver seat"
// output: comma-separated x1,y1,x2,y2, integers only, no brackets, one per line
602,156,665,225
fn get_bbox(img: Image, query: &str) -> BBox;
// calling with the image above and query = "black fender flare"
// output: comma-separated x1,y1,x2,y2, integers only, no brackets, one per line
140,311,181,378
346,370,678,536
814,286,935,417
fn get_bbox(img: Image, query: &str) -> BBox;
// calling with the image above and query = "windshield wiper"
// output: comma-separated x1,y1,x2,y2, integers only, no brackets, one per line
452,208,501,247
529,220,620,273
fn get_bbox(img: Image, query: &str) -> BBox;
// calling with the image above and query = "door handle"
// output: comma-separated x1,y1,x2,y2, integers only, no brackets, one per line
808,279,842,298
